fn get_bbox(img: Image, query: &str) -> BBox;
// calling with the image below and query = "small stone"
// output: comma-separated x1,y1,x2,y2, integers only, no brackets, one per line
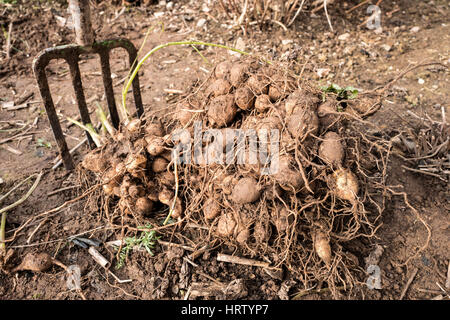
418,78,425,84
316,68,330,78
318,53,327,62
338,33,350,41
405,95,418,106
196,18,206,28
229,37,246,57
374,27,383,34
202,3,210,12
381,44,392,52
410,26,420,33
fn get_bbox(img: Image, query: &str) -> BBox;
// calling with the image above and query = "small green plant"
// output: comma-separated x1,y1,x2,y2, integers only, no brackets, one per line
115,224,159,269
36,138,51,149
0,0,17,5
32,292,42,300
321,83,359,100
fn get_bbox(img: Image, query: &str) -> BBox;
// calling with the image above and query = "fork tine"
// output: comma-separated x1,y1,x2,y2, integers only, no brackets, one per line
33,57,75,170
67,55,96,149
99,50,120,129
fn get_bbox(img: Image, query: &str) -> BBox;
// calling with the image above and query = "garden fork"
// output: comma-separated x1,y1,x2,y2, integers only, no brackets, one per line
33,0,143,170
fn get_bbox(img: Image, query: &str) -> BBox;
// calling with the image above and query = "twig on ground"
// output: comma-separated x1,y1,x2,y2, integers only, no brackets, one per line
217,253,270,268
271,19,288,32
183,287,192,300
163,88,184,94
346,0,370,14
5,184,101,245
0,171,43,255
10,225,105,249
3,103,31,111
388,189,432,267
158,240,194,252
292,285,346,299
323,0,334,32
287,0,306,27
446,261,450,290
26,217,48,244
52,137,88,169
0,126,33,145
5,22,12,60
14,92,34,106
401,165,448,182
47,185,81,197
435,282,450,299
399,268,418,300
0,144,22,155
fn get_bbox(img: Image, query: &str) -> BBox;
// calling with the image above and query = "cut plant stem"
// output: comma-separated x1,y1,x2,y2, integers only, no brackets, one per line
96,102,116,137
119,23,159,124
216,253,270,268
0,171,43,255
0,211,6,255
163,156,179,226
122,41,270,119
66,117,102,147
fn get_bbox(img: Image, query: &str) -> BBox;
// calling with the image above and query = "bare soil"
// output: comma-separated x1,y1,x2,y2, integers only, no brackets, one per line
0,0,448,300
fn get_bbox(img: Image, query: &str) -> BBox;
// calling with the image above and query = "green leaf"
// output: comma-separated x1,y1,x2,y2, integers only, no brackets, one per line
114,224,159,269
36,138,51,149
343,86,359,99
321,83,359,100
